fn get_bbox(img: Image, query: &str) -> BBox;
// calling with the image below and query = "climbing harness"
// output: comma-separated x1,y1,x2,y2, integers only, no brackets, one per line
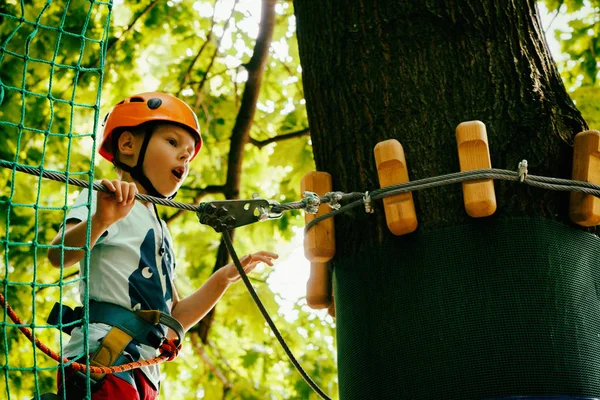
2,158,600,400
46,300,184,396
0,291,181,399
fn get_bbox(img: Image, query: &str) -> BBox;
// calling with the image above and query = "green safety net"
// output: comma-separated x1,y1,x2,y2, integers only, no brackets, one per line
335,217,600,400
0,1,112,398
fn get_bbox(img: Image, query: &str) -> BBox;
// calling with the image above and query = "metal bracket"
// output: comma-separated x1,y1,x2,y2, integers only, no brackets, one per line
197,198,281,232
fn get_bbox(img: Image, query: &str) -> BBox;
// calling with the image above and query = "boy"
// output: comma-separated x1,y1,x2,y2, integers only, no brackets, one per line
47,92,277,399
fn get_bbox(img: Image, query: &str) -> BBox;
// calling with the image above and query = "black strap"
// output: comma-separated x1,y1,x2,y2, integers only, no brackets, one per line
33,394,61,400
47,303,83,335
115,125,175,199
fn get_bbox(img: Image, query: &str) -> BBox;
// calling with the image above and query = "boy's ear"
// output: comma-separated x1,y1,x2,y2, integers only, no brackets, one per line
117,131,136,155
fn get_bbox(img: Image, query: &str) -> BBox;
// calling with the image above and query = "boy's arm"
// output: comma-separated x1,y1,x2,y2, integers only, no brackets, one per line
169,268,230,337
47,217,113,268
169,251,278,336
47,179,138,268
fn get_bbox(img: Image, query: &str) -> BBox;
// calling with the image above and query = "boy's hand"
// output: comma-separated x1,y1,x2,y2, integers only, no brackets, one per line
93,179,138,227
222,251,278,283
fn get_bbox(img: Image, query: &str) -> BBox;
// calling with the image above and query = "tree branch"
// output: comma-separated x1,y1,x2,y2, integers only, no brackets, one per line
223,0,276,197
175,2,218,96
105,0,162,57
55,0,161,99
164,185,226,224
249,127,310,149
278,59,304,97
190,332,233,389
544,0,565,33
194,0,240,111
187,66,237,86
197,234,233,342
179,184,226,194
193,0,276,344
207,339,239,376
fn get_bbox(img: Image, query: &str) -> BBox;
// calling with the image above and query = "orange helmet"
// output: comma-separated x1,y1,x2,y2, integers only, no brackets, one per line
100,92,202,163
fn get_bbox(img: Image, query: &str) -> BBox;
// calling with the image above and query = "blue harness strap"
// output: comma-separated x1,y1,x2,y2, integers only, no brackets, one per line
46,300,184,396
88,301,165,348
47,300,184,348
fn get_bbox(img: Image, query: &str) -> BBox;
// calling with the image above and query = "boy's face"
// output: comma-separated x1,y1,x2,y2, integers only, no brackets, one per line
141,123,196,197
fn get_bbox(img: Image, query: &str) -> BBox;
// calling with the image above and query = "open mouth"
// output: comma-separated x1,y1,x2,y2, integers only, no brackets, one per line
171,167,184,180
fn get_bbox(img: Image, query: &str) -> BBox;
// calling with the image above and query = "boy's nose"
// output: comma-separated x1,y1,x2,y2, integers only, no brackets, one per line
180,146,193,160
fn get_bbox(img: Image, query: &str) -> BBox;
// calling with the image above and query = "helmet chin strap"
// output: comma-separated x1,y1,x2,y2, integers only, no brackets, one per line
115,127,177,200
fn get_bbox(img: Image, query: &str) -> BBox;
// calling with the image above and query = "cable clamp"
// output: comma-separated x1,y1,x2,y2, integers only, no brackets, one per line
324,191,343,210
302,191,321,214
518,159,528,182
363,191,374,214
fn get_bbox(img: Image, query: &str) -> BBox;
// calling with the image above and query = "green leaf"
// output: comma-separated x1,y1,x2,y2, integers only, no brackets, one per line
241,349,261,369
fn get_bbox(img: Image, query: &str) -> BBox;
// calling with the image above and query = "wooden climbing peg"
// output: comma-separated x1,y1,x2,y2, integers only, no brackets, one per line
456,121,497,217
328,296,335,318
569,130,600,226
374,139,418,235
301,172,335,309
307,262,331,310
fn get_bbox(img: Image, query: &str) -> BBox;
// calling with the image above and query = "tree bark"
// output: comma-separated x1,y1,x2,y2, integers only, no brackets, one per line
294,1,598,399
294,0,589,255
225,0,277,198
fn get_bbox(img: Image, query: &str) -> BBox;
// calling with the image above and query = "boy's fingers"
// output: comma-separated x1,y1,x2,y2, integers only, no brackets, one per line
129,183,138,204
254,251,278,259
249,255,274,267
121,184,130,204
242,262,263,274
102,178,116,192
238,253,277,269
255,253,278,263
112,180,123,202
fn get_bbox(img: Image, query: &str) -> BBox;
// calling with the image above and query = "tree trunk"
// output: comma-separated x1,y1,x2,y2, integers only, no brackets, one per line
294,1,599,399
194,0,276,343
295,0,588,251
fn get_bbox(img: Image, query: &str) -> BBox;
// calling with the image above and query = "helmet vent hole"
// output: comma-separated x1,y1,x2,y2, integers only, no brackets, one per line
147,98,162,110
130,97,144,103
116,100,125,105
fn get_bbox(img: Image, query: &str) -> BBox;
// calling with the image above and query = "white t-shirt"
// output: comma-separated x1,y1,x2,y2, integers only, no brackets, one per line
62,187,177,389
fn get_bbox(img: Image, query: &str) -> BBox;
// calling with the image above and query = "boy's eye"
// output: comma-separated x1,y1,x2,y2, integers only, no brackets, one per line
168,139,177,146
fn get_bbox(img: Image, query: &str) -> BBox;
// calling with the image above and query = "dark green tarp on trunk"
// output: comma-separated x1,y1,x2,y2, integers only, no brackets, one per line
335,218,600,399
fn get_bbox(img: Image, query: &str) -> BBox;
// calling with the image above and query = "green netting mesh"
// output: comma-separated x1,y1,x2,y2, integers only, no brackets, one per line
0,1,112,398
335,217,600,400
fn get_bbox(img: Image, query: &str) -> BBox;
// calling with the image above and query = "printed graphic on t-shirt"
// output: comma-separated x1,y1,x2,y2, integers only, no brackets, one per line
128,229,173,314
63,188,176,388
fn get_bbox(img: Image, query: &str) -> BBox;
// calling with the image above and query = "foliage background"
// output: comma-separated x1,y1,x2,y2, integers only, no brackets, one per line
0,0,599,399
